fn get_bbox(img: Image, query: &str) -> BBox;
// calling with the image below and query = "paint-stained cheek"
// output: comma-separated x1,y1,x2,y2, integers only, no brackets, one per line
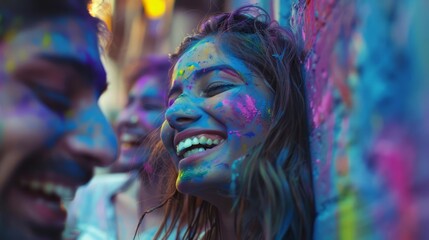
222,93,270,128
213,101,224,110
239,95,259,124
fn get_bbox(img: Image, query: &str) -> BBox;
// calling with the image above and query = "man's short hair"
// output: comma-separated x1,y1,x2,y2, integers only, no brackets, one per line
0,0,99,40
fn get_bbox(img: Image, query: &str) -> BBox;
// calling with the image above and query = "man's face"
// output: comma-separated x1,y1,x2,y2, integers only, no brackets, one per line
0,17,118,239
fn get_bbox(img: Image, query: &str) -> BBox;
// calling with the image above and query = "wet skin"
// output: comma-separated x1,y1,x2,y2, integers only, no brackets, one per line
0,17,118,239
161,36,274,204
114,74,167,172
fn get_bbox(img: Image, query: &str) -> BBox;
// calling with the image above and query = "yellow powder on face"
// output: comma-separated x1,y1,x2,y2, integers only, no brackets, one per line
187,65,195,71
42,33,52,48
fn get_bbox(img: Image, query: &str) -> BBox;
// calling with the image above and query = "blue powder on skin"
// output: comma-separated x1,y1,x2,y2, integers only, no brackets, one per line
244,132,255,137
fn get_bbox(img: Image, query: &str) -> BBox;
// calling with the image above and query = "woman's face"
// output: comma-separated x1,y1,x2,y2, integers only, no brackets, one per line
161,36,273,198
115,74,167,172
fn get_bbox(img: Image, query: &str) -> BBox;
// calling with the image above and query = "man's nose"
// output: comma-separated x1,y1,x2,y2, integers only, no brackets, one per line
64,102,119,167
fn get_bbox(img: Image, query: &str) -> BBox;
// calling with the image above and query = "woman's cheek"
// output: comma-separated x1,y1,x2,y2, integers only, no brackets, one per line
220,93,268,129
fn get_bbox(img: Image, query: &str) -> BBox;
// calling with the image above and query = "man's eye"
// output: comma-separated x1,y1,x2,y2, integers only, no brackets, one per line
202,83,235,97
32,84,71,116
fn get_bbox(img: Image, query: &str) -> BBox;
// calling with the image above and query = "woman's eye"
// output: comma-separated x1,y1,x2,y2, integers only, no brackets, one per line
202,83,235,97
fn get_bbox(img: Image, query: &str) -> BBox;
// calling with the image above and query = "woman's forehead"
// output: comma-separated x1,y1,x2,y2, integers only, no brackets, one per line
172,37,251,84
174,38,220,73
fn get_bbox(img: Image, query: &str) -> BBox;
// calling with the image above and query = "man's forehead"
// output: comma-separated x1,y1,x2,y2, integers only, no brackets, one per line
2,17,104,79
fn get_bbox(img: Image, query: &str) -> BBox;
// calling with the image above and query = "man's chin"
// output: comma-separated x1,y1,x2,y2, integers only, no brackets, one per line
0,183,67,240
0,209,64,240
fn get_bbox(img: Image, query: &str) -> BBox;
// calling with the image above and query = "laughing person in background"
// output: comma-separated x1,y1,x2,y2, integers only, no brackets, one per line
0,0,118,239
66,56,173,240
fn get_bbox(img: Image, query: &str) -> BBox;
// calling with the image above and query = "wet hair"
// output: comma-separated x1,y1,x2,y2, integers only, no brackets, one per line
123,55,172,94
0,0,101,40
151,5,314,240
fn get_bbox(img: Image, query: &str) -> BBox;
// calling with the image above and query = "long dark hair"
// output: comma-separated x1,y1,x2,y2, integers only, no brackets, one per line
152,5,314,239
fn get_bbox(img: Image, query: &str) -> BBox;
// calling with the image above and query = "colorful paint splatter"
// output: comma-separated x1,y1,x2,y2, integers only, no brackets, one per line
279,0,429,239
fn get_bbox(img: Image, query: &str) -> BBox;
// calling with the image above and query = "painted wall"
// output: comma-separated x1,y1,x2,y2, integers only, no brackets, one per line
287,0,429,239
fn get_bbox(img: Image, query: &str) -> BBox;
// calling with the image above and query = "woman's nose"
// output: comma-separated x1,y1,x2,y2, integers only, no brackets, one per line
165,95,202,131
116,104,140,128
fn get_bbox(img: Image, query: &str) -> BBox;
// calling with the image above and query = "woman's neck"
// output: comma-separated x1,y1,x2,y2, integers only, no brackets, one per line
218,209,236,240
204,193,237,240
139,177,162,212
137,174,165,232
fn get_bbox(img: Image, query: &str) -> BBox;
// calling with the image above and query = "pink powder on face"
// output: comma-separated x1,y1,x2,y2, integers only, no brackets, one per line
226,94,259,124
221,93,273,132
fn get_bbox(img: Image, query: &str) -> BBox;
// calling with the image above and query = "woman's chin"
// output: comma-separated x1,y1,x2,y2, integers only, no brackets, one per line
175,169,232,198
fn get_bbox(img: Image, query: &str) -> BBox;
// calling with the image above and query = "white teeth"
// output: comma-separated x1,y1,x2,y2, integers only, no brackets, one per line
184,139,192,148
199,136,207,144
43,183,54,194
176,135,226,156
121,133,133,142
183,147,206,158
176,141,184,153
55,185,74,200
183,151,191,158
19,179,75,200
30,180,41,190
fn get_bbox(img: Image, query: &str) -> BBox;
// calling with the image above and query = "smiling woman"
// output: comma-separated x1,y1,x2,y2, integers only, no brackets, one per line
153,5,315,240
